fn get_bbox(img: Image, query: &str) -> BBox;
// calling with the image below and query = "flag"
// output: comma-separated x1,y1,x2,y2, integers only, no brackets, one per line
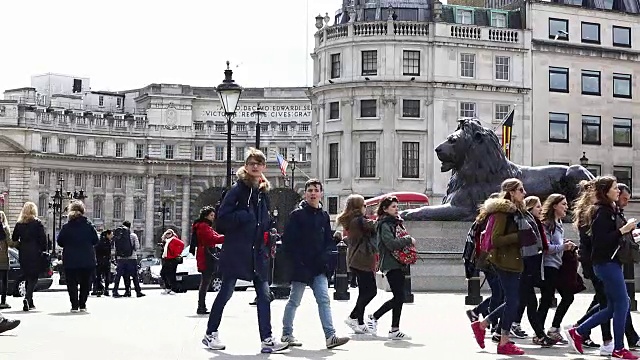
276,153,288,177
501,108,515,160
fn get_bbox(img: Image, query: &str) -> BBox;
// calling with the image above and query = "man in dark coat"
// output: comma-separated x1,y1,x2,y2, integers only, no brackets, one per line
93,230,113,296
202,148,288,354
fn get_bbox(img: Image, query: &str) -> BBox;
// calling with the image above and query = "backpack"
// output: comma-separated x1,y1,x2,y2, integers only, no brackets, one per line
188,225,198,256
475,214,497,271
113,226,133,258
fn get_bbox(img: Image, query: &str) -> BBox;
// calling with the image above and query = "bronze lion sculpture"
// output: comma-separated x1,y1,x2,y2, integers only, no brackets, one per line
401,119,594,221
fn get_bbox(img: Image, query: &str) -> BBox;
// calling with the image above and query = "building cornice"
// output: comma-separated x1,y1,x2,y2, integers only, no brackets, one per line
310,81,530,95
532,39,640,61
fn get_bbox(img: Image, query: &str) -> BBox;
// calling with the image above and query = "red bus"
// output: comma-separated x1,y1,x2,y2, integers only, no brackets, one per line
364,192,430,220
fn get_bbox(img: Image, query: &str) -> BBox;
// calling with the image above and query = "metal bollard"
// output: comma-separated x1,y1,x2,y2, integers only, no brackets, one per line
625,263,637,311
403,264,414,304
333,240,350,300
270,240,291,299
465,270,483,306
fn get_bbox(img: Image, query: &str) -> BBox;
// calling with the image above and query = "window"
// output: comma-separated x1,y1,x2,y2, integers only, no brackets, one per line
459,102,476,118
117,98,122,107
260,123,269,133
215,146,224,161
0,169,5,183
93,197,103,219
613,73,632,98
194,122,204,131
235,146,245,161
299,123,310,132
614,166,633,192
114,175,123,189
163,178,174,191
41,137,49,153
279,124,288,133
165,144,174,159
402,100,420,118
135,177,143,190
329,102,340,119
401,142,420,178
136,144,144,159
75,173,83,188
361,50,377,76
549,112,569,142
113,198,123,220
582,115,601,145
38,196,47,216
215,124,225,132
613,117,632,147
330,54,341,79
581,22,600,44
236,123,246,132
98,96,104,107
359,142,376,178
96,141,104,156
260,147,269,159
298,147,309,162
549,18,569,40
329,143,339,179
58,138,67,154
94,174,103,188
360,100,377,118
327,197,338,215
460,53,475,78
585,164,601,177
581,70,601,95
456,9,473,24
491,11,507,28
278,147,288,158
134,199,144,220
194,145,203,160
39,171,46,185
364,8,376,21
72,79,82,93
115,143,124,158
613,26,631,47
495,56,510,81
402,50,420,76
495,104,511,122
549,67,569,92
76,140,86,156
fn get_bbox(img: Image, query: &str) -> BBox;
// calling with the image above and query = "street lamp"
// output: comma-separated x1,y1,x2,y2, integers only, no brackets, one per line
580,152,589,167
289,155,298,190
157,202,170,235
48,177,86,254
251,103,266,149
216,61,243,189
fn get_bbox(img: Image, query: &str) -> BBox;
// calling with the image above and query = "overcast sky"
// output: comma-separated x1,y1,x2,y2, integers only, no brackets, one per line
0,0,340,93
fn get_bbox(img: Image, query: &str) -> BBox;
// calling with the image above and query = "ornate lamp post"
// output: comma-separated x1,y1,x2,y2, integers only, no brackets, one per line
157,202,170,235
579,152,589,167
215,61,243,189
48,177,86,254
251,103,266,149
289,155,298,191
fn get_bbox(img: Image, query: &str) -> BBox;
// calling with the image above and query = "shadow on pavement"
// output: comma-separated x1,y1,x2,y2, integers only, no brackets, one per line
383,341,425,349
1,310,41,314
283,348,337,359
48,312,90,317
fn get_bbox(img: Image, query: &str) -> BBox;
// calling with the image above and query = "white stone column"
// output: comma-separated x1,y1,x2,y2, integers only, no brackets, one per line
144,176,155,250
181,177,191,244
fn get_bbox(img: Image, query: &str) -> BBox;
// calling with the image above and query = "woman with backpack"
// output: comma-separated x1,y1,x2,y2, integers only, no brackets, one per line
191,206,225,314
337,194,378,335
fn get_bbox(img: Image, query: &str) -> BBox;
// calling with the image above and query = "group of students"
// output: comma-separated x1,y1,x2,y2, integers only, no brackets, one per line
197,147,415,353
465,176,640,359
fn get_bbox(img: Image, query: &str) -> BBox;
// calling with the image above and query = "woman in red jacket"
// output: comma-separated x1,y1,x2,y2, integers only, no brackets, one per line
193,206,224,314
160,229,185,295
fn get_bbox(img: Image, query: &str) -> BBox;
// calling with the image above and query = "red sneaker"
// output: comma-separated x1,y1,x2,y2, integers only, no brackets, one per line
497,342,525,355
613,349,640,359
564,327,584,354
470,321,486,349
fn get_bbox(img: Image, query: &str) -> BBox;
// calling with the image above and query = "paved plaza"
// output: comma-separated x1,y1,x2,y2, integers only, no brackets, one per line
1,287,639,359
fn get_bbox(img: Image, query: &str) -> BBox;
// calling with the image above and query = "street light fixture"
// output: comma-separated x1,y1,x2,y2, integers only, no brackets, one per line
48,177,86,254
289,155,298,191
216,61,243,189
580,152,589,167
251,103,266,149
157,202,170,235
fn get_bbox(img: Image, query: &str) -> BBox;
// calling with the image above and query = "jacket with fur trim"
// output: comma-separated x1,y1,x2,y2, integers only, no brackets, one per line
484,198,523,273
216,166,273,282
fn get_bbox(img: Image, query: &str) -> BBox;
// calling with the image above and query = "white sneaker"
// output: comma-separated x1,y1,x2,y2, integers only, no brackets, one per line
202,332,225,350
599,342,614,356
162,289,171,295
365,314,378,334
326,334,350,349
261,337,289,353
354,324,370,334
168,290,176,295
344,318,358,332
388,330,411,341
281,335,302,347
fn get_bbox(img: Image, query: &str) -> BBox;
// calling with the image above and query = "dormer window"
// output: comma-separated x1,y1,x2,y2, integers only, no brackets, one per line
491,11,507,28
456,9,473,24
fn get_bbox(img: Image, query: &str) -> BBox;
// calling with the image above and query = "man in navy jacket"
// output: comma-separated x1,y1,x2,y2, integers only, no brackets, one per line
280,179,350,349
202,148,288,354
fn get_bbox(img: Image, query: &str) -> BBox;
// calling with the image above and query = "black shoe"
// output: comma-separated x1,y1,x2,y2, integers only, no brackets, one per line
0,318,20,334
123,292,132,297
103,291,110,297
197,308,209,315
112,293,122,298
90,292,99,296
136,292,145,298
582,337,600,348
465,309,479,323
533,336,557,348
22,299,29,312
0,303,10,310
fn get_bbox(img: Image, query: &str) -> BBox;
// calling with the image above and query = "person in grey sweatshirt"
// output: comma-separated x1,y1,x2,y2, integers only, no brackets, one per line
536,194,576,344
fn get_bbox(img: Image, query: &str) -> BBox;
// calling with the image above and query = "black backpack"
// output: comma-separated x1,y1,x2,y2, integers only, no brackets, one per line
113,226,133,258
188,225,198,255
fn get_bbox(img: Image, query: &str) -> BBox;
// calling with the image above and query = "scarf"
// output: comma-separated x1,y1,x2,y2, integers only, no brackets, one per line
516,211,544,257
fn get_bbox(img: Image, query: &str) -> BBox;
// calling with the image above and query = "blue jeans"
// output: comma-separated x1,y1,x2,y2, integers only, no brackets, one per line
496,268,520,334
206,275,272,341
475,270,503,323
282,274,335,339
578,262,629,350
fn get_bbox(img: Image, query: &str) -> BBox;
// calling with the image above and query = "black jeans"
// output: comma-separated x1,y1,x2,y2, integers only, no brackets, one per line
24,274,38,305
373,268,405,328
537,266,574,329
515,257,546,338
198,267,215,308
160,258,179,291
0,270,8,304
349,268,377,324
93,263,111,293
65,268,92,309
113,259,141,294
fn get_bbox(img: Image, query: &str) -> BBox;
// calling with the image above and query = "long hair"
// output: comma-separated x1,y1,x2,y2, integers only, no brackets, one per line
541,194,566,231
573,179,595,229
197,206,215,222
498,178,525,210
376,196,398,218
336,194,365,229
0,211,10,235
67,200,85,220
583,176,617,225
17,202,38,223
524,196,540,211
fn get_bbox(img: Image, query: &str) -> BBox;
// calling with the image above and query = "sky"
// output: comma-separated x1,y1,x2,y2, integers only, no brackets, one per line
0,0,340,93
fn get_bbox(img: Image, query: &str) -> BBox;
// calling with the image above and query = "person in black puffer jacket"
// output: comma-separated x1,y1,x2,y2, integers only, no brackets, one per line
93,230,113,296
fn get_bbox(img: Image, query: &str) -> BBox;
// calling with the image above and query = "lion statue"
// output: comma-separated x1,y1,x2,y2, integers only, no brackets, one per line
400,119,594,221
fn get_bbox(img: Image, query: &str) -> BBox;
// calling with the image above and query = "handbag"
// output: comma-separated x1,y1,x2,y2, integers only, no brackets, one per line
40,251,51,272
390,223,418,265
205,246,220,271
614,213,640,264
175,256,184,264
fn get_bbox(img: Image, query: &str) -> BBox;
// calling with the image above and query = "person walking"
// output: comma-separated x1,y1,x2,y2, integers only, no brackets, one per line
191,206,224,314
111,221,145,298
12,202,47,312
337,194,378,334
93,230,113,297
280,179,350,349
0,211,13,309
160,229,185,295
56,201,99,312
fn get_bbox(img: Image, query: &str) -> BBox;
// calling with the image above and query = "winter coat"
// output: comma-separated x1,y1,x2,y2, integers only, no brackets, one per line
485,198,523,273
193,219,224,272
57,215,99,270
344,215,377,272
376,215,413,273
282,201,337,284
12,218,47,276
95,234,112,266
162,235,185,260
0,221,13,271
216,167,272,282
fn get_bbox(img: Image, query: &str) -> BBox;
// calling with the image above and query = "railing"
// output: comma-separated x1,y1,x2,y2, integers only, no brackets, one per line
4,96,148,116
354,22,387,36
450,25,481,40
394,22,428,36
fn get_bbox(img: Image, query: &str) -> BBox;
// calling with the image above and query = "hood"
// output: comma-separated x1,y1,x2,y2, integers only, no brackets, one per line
483,198,517,215
65,215,92,228
236,166,271,192
298,200,323,212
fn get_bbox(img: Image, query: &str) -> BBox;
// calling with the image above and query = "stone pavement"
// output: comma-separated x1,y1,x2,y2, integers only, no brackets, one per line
0,289,637,359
